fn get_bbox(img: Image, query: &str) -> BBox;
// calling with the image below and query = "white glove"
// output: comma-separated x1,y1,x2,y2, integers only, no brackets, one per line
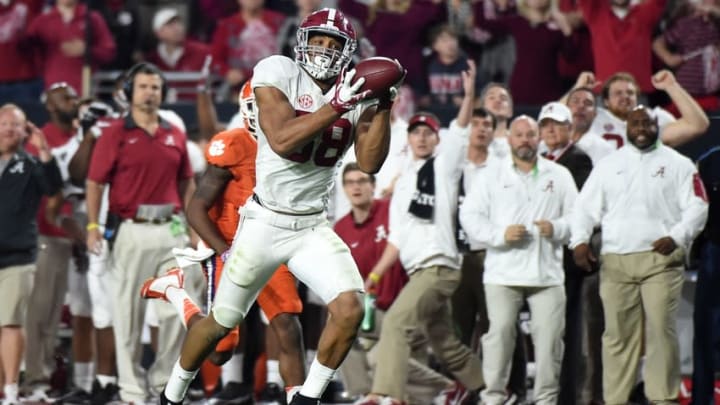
172,246,215,269
329,68,371,114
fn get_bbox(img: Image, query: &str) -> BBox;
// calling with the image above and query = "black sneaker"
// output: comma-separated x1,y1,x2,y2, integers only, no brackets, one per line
287,393,320,405
257,383,285,404
207,381,254,405
160,390,183,405
54,388,91,404
89,380,119,405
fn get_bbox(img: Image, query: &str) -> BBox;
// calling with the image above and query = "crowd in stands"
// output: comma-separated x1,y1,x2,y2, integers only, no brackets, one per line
0,0,719,405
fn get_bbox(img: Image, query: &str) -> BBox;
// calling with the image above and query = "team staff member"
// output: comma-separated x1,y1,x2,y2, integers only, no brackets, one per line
24,82,81,399
571,105,709,405
0,104,62,405
85,63,195,403
460,115,577,405
335,164,452,405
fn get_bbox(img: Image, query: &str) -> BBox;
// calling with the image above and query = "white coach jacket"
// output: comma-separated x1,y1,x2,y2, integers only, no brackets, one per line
459,157,578,286
570,143,709,254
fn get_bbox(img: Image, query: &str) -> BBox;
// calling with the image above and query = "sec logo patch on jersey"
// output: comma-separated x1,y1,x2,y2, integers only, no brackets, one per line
208,139,226,157
298,94,313,109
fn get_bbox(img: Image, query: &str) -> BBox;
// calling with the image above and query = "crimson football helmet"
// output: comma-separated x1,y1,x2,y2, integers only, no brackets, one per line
295,8,357,81
238,80,257,135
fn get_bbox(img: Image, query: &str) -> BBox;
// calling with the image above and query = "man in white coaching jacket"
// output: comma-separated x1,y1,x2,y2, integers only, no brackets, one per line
570,105,709,405
459,115,578,405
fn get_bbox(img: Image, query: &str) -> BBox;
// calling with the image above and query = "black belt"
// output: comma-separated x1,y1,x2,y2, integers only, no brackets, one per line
131,216,172,224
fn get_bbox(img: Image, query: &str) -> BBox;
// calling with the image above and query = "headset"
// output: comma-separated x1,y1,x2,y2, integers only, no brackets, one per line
122,62,168,103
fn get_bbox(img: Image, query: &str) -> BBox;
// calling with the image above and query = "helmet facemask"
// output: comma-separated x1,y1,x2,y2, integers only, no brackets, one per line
295,29,356,81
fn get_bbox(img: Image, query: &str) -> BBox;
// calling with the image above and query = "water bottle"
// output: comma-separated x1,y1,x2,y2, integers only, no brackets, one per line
361,293,376,332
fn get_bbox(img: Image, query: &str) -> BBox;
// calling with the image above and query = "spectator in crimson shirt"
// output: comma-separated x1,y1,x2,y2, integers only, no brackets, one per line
147,8,211,102
26,0,116,95
211,0,285,91
339,0,446,96
579,0,666,94
0,0,43,103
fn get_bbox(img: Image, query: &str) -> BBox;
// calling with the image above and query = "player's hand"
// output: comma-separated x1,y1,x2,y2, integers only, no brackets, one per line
364,274,378,293
533,220,554,238
651,70,678,91
652,236,677,255
574,71,597,89
504,224,528,243
330,67,371,114
87,228,103,256
462,59,477,96
573,242,597,272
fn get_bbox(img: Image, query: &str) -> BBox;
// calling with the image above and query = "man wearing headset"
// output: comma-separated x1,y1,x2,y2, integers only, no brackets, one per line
84,62,196,403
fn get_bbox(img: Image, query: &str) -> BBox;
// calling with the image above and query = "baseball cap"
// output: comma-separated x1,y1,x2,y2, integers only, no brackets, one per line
153,8,180,32
407,112,441,133
538,102,572,124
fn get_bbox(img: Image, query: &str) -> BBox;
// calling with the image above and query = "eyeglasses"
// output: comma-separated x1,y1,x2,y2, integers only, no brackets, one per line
343,178,371,186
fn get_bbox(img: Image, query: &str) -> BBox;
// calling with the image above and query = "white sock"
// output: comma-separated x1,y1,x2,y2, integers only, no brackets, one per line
299,357,335,399
96,374,117,388
3,384,18,402
221,353,244,384
73,362,95,392
166,287,193,323
266,359,283,386
165,360,199,402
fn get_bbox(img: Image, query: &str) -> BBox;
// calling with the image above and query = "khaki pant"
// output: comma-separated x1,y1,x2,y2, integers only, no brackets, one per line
0,264,35,325
600,250,685,405
372,266,483,400
24,236,71,385
109,222,188,402
340,309,451,405
481,284,566,405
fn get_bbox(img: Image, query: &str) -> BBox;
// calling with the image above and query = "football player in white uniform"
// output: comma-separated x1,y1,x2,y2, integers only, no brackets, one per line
160,8,400,405
563,70,709,150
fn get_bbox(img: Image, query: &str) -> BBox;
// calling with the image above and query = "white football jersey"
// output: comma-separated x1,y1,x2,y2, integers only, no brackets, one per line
588,107,676,150
252,55,368,214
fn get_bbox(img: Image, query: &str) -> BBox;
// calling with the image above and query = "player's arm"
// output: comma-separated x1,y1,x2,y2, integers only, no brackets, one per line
186,165,233,254
353,104,391,174
653,70,710,147
255,86,342,156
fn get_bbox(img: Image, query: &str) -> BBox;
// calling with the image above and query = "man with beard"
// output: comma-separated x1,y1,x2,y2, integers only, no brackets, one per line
459,115,578,405
566,70,709,150
23,82,83,399
570,103,709,404
84,62,196,403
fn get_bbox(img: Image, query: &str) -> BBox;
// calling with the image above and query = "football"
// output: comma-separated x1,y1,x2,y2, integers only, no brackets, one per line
353,57,405,98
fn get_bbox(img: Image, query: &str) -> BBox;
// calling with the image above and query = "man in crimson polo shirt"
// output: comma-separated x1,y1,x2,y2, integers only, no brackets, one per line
85,63,195,403
334,163,453,404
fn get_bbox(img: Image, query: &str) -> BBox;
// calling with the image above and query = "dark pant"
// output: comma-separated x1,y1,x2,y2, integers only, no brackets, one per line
559,258,585,405
691,240,720,405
